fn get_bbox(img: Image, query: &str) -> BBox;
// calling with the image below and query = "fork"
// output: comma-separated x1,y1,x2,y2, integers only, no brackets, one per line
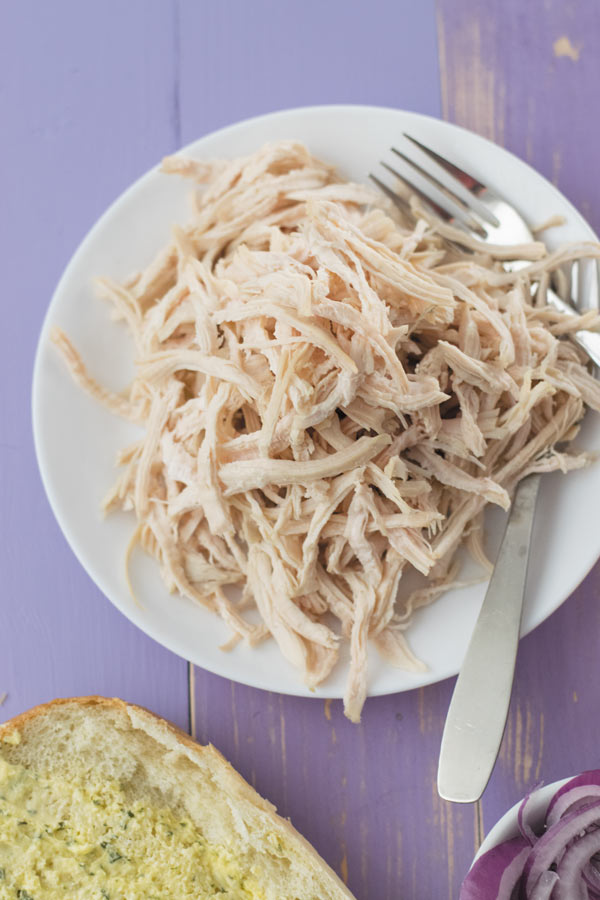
371,138,600,803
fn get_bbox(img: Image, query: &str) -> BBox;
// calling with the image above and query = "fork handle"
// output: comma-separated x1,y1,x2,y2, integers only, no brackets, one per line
437,473,542,803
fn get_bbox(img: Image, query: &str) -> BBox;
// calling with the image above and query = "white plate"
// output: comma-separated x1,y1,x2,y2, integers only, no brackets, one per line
474,779,570,861
32,105,600,699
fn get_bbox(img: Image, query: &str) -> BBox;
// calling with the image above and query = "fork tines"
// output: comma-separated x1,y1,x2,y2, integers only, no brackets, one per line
370,134,501,234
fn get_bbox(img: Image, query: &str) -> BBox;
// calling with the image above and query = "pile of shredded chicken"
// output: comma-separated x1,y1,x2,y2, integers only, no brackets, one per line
53,141,600,721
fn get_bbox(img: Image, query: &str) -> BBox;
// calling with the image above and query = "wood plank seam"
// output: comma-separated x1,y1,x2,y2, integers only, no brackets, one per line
171,0,182,149
188,661,196,738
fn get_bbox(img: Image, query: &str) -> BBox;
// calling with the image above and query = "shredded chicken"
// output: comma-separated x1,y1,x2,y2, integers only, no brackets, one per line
53,141,600,722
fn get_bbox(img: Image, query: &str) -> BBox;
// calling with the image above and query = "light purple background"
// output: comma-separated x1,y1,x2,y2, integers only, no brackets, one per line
2,2,599,897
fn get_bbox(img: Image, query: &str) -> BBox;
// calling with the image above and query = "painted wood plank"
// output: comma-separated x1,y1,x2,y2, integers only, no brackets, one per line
175,0,442,144
437,0,600,232
7,1,592,897
181,3,477,897
437,0,600,848
193,674,479,900
0,0,189,730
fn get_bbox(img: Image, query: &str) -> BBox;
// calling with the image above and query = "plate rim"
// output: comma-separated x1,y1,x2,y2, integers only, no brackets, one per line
32,103,600,699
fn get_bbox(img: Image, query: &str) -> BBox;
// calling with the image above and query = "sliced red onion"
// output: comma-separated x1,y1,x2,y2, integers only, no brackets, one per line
459,771,600,899
527,870,559,900
583,855,600,892
524,800,600,893
545,785,600,827
518,786,541,846
459,838,530,899
547,770,600,821
553,828,600,900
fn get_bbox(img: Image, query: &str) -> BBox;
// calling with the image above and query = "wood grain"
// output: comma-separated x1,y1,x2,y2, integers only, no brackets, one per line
437,0,600,231
0,0,189,730
192,674,478,900
3,1,598,898
436,0,600,844
175,0,443,145
181,2,479,897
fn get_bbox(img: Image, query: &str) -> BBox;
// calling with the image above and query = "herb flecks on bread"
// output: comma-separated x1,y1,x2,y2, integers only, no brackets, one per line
0,697,354,900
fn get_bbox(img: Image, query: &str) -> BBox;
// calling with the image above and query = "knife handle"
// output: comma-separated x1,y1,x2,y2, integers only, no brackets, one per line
437,473,542,803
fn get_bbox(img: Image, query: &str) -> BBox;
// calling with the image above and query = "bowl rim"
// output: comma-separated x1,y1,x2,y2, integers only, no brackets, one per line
474,777,572,862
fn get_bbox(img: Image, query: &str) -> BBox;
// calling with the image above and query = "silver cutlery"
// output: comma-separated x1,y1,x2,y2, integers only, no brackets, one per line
371,138,599,802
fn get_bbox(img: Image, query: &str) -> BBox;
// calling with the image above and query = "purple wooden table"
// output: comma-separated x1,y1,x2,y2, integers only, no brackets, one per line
2,2,599,897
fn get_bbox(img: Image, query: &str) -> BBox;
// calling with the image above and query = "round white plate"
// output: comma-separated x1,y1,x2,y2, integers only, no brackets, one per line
33,105,600,699
474,779,569,861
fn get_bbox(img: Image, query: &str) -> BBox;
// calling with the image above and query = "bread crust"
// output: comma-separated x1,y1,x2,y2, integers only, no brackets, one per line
0,696,356,900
